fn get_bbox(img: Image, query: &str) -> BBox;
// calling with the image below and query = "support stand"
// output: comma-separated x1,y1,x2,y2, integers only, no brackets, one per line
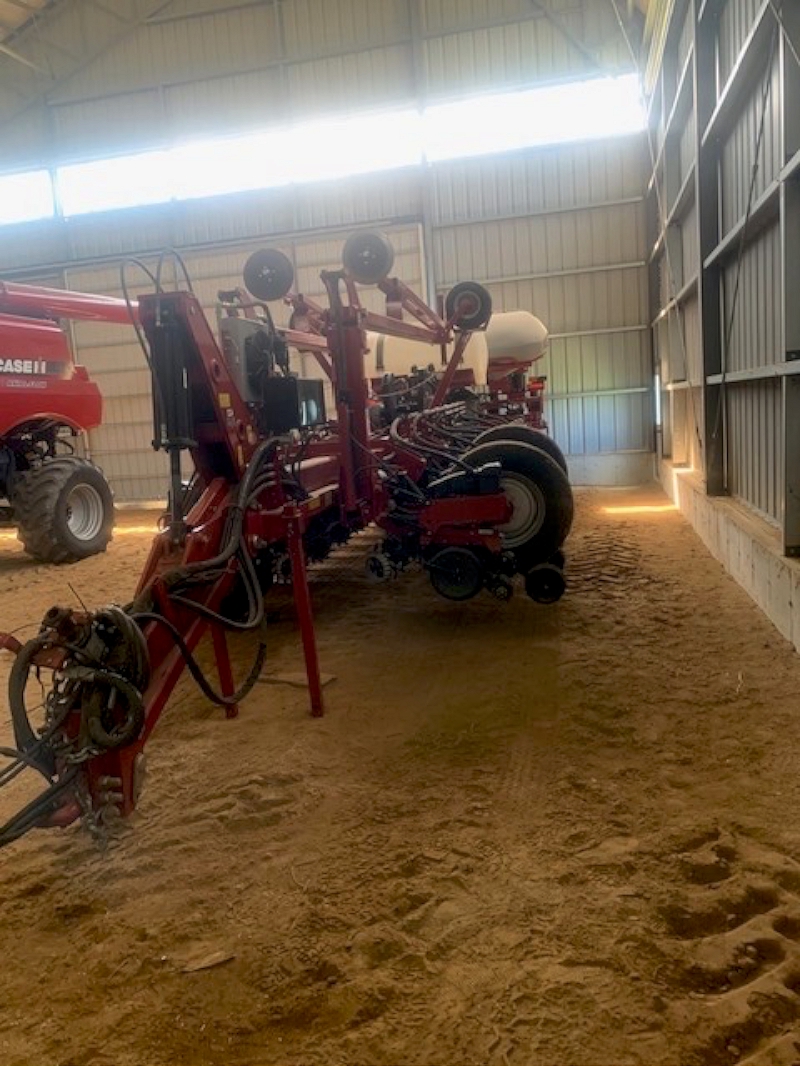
286,508,324,717
211,623,239,719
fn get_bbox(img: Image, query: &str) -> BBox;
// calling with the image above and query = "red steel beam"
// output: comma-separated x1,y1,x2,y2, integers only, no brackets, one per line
0,281,136,325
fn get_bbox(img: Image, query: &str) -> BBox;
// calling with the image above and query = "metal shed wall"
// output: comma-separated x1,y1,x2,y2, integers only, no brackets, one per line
0,0,652,501
649,0,800,553
431,137,653,485
0,0,631,167
3,130,651,501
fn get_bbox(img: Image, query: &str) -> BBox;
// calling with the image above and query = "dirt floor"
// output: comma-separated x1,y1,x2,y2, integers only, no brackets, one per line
2,486,800,1065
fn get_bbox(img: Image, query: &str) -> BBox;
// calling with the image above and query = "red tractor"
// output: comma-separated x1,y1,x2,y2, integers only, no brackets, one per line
0,283,118,563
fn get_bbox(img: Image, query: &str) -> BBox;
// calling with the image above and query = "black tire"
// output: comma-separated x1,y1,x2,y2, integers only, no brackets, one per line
445,281,492,330
525,564,566,604
243,248,295,301
13,457,115,563
342,231,395,284
474,424,568,475
462,440,573,568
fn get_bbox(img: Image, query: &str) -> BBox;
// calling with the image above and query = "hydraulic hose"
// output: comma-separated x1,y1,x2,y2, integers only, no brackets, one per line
130,612,266,707
8,636,51,763
177,438,276,578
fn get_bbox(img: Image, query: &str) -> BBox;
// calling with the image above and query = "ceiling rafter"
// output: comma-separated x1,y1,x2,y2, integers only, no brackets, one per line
4,0,43,12
0,37,44,69
528,0,612,75
0,0,50,43
0,0,170,140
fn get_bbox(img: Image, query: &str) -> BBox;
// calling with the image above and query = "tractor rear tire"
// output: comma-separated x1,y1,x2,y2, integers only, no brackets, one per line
474,424,568,475
462,439,573,569
13,457,115,564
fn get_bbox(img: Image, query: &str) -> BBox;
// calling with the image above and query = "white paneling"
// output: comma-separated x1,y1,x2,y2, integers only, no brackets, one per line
431,138,648,223
421,0,530,36
282,0,410,57
727,378,783,523
719,50,781,235
54,5,283,102
718,0,762,87
478,268,648,335
434,202,645,285
284,45,415,118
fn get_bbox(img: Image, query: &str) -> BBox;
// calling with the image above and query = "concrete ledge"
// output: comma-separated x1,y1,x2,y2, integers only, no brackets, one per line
660,460,800,649
568,452,655,487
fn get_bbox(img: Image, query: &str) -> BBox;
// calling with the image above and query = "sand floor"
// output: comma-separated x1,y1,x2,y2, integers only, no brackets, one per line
0,486,799,1065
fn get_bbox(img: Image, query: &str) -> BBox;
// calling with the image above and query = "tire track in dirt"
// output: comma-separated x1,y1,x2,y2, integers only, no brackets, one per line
653,828,800,1065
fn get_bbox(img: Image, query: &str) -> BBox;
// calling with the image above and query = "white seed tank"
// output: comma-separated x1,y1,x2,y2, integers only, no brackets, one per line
363,330,489,384
484,310,549,372
291,309,548,410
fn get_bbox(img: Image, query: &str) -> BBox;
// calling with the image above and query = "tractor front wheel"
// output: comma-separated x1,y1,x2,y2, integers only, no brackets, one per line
13,457,115,564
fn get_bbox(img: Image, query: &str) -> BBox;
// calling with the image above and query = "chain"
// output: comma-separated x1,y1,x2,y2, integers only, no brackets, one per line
74,775,106,847
74,773,125,850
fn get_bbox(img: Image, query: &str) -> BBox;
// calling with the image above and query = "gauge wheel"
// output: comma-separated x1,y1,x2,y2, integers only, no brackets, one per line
243,248,295,301
445,281,492,330
461,439,572,569
342,231,395,284
474,424,568,475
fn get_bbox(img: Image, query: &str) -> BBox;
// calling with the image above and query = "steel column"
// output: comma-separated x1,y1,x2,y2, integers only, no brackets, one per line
781,6,800,555
693,0,725,495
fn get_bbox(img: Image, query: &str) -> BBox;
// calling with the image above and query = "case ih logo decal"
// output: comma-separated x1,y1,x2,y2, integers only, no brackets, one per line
0,359,58,374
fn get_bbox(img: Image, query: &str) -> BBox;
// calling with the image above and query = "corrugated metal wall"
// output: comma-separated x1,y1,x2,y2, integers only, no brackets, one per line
5,132,651,500
0,0,652,500
650,0,797,542
430,137,653,485
0,0,631,167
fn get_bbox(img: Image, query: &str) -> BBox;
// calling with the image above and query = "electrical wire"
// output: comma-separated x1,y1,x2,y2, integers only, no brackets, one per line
155,248,195,295
119,257,168,422
0,769,79,849
0,746,52,787
120,251,197,454
168,548,265,631
348,433,428,500
390,415,477,473
172,438,276,579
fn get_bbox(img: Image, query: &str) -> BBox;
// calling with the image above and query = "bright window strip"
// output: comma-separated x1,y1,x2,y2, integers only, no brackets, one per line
57,151,174,216
0,169,55,224
2,75,646,223
422,74,645,161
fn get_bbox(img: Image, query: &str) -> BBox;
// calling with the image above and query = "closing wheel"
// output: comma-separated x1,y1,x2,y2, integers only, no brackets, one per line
243,248,295,301
474,424,568,475
445,281,492,330
342,231,395,284
462,439,573,569
525,563,566,604
13,457,115,564
365,553,393,582
427,547,483,601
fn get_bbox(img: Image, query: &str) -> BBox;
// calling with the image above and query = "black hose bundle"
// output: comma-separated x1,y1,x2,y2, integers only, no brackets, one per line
130,612,266,708
125,440,279,703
